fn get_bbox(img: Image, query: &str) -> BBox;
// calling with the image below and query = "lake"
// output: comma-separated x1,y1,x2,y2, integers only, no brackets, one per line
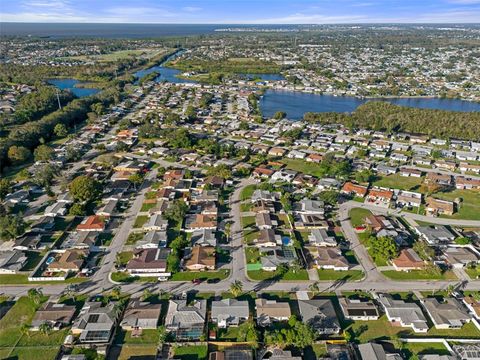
259,90,480,119
48,79,100,98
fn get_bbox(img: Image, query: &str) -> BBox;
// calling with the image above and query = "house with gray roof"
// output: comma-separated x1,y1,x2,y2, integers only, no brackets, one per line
415,225,456,245
0,250,27,274
422,297,471,329
191,229,217,247
211,299,249,328
120,300,161,330
165,300,206,340
136,231,168,249
358,343,403,360
297,299,340,335
308,229,336,247
72,301,118,344
377,293,428,333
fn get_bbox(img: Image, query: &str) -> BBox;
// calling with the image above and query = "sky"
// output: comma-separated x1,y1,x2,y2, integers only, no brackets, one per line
1,0,480,24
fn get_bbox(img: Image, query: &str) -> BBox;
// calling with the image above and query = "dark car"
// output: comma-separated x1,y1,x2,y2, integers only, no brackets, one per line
192,279,202,285
207,278,220,284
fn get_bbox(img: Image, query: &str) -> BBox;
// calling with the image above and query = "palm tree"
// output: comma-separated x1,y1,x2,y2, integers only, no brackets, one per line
39,322,52,335
230,280,243,298
290,259,302,274
110,286,121,300
20,323,30,337
27,288,43,306
309,282,320,296
142,288,154,301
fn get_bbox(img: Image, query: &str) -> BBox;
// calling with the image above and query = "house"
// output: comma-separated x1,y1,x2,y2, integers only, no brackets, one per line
165,299,207,340
126,248,170,277
306,153,323,163
72,301,118,343
120,300,161,330
0,250,27,274
31,302,76,331
253,167,275,178
456,177,480,190
44,202,68,217
96,199,118,217
297,299,340,334
191,229,217,247
422,297,471,329
143,214,168,231
392,248,425,271
415,225,456,245
14,233,42,251
260,247,297,271
270,170,297,183
442,246,480,268
377,293,428,333
339,297,380,321
209,349,253,360
255,299,291,327
312,247,350,271
61,231,98,251
453,345,480,360
294,199,325,216
47,249,88,273
269,349,302,360
252,200,275,214
269,147,286,157
211,299,249,328
256,213,276,230
31,216,56,233
425,197,455,216
308,229,336,247
251,190,277,203
463,296,480,318
77,216,105,232
400,168,423,178
136,231,168,249
357,343,403,360
253,229,282,247
366,188,394,207
185,214,217,232
341,182,368,198
396,190,422,208
425,173,452,187
184,246,216,271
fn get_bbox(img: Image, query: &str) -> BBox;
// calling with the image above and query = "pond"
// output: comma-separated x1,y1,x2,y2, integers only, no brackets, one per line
48,78,100,98
259,89,480,120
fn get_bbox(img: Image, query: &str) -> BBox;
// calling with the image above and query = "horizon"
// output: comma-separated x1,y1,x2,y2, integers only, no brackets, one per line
2,0,480,24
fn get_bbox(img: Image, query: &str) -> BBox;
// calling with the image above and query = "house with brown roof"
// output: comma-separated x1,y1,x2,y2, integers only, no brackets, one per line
253,167,275,179
456,177,480,190
341,182,368,198
253,229,282,248
426,197,455,216
306,153,323,163
255,298,291,327
185,214,217,232
442,246,480,269
76,215,106,232
311,247,350,271
268,147,286,157
392,248,425,271
31,302,76,331
47,249,88,273
425,173,452,187
121,300,161,330
163,169,185,181
366,188,394,207
256,213,276,230
126,248,170,277
184,246,216,271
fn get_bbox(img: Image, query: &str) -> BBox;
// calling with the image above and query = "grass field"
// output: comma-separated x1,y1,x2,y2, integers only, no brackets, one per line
382,270,457,281
248,269,309,281
173,344,208,360
433,189,480,220
373,174,424,191
140,202,157,212
401,342,450,358
0,273,87,285
133,215,149,228
240,185,257,201
317,269,364,281
170,270,229,281
117,345,158,360
241,216,256,229
116,329,160,345
466,266,480,279
348,208,373,227
282,159,323,177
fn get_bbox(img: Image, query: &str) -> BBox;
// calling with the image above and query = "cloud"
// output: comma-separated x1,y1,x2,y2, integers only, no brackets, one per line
446,0,480,4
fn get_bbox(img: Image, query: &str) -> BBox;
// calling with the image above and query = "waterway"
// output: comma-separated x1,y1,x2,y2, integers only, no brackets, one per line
47,78,100,98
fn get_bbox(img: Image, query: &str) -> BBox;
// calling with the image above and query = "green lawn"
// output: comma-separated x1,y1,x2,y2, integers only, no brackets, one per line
349,208,373,227
240,203,252,212
433,189,480,220
0,273,87,285
116,329,160,345
373,174,424,191
466,266,480,280
7,346,61,360
245,247,261,264
117,345,158,360
17,328,69,346
248,269,308,281
126,232,143,245
401,342,450,359
240,185,257,201
0,297,41,347
241,216,256,229
140,202,157,212
217,326,241,340
173,345,208,360
243,229,260,245
133,215,149,228
116,251,134,266
382,270,457,281
21,251,44,271
282,159,323,177
317,269,364,281
170,270,229,281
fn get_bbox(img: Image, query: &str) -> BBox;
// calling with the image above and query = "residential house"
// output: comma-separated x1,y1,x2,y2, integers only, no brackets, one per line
392,248,425,271
0,250,27,274
308,229,336,247
312,247,349,271
377,293,428,333
31,302,76,331
184,246,216,271
357,343,403,360
253,229,282,248
339,297,380,321
72,301,118,343
255,299,291,327
47,249,88,274
165,299,207,340
77,216,105,232
143,214,169,232
422,297,471,329
426,197,455,216
415,226,456,245
191,229,217,247
341,182,368,198
297,299,340,335
211,299,249,328
120,300,161,330
136,231,168,249
256,213,276,230
442,246,480,268
126,248,170,277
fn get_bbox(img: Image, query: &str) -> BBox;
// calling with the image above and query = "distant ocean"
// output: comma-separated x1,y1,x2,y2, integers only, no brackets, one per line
0,23,300,38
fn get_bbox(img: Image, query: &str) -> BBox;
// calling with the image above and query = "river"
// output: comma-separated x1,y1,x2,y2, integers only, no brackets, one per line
47,78,100,98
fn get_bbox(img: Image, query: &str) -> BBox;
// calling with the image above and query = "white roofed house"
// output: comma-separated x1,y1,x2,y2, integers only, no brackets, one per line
135,231,168,249
308,229,336,247
143,214,168,232
377,293,428,333
211,299,250,328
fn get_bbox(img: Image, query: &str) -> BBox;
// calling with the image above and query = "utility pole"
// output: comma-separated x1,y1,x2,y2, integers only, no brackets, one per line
56,88,62,110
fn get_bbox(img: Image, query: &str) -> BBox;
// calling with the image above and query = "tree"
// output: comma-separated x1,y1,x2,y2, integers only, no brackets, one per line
8,145,31,164
39,322,52,335
239,121,249,130
33,163,58,188
368,235,398,262
273,111,287,120
0,179,12,200
69,175,102,203
34,145,53,162
110,286,121,300
236,320,258,343
54,123,68,137
129,173,144,190
69,203,86,216
230,280,243,297
206,164,231,179
28,288,43,306
412,240,435,261
355,169,375,184
455,237,472,245
318,190,339,206
0,214,26,241
142,288,154,301
164,200,188,224
308,281,320,296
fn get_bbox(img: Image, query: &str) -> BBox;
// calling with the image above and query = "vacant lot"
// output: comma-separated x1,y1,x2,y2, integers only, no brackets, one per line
348,208,373,227
373,174,424,191
433,189,480,220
